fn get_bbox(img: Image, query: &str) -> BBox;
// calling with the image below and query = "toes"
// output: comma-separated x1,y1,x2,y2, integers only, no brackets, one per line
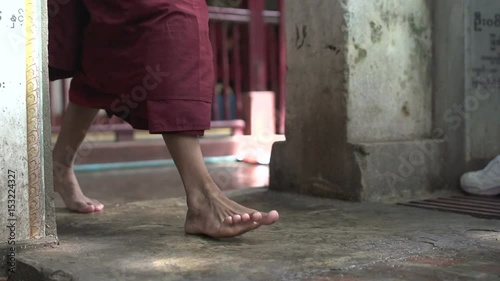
74,202,95,213
90,200,104,212
232,214,242,224
251,212,263,222
223,214,256,226
260,210,279,225
224,216,233,225
241,213,251,222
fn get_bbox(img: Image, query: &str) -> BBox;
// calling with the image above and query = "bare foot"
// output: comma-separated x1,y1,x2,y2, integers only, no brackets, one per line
184,187,279,238
53,165,104,213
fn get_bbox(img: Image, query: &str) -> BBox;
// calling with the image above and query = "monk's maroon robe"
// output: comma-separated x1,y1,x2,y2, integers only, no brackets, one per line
48,0,214,135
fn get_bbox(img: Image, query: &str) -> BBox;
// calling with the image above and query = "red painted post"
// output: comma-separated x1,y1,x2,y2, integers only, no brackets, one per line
209,21,220,120
232,24,243,119
221,22,231,120
278,0,286,134
268,25,279,101
248,0,266,91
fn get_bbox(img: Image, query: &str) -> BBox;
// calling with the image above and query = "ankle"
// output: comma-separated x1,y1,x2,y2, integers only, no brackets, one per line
52,149,76,168
186,182,223,210
52,160,75,182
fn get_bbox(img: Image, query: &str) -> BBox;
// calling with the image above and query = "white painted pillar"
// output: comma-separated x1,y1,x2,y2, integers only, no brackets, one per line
0,0,56,258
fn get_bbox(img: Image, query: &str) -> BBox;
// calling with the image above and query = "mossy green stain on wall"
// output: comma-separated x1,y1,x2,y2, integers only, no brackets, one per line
370,21,383,43
408,14,428,36
354,44,367,64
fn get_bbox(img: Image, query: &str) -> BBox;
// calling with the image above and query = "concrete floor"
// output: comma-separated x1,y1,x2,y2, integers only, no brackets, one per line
13,164,500,281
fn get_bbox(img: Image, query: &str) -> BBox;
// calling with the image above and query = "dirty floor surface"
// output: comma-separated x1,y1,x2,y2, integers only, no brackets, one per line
15,188,500,281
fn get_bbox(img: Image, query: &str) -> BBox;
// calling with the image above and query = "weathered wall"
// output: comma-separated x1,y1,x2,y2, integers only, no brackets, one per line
270,0,362,200
346,0,433,142
0,2,32,243
344,0,448,201
433,0,500,182
432,0,466,189
0,1,56,268
271,0,449,202
463,0,500,168
270,0,498,200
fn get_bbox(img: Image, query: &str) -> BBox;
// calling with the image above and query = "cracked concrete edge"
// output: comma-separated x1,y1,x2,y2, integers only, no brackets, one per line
0,248,8,278
1,237,59,280
351,139,453,202
11,257,76,281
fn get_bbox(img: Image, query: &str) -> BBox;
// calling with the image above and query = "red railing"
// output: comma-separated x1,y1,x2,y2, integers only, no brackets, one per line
50,1,285,141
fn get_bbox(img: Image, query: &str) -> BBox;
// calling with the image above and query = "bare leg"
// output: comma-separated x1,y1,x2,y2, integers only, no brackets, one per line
53,102,104,213
162,134,279,238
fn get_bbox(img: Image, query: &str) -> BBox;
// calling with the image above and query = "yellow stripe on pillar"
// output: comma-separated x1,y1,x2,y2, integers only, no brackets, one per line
25,0,45,239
